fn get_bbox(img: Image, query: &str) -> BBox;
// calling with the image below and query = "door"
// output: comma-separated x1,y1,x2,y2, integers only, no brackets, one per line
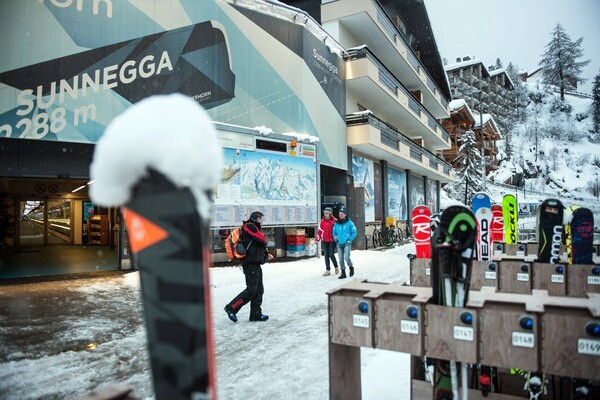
19,200,45,246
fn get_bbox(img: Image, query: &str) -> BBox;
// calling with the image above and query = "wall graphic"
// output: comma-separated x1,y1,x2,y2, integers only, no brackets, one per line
388,167,408,221
426,179,438,212
410,174,425,208
0,0,346,169
352,154,375,222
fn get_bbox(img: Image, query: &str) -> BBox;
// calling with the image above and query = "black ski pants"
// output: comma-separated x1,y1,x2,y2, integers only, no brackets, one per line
227,263,264,319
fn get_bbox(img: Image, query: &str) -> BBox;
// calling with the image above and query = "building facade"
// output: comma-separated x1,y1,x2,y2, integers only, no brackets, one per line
0,0,452,277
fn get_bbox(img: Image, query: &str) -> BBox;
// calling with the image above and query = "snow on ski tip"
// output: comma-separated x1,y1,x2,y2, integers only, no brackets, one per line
90,93,224,220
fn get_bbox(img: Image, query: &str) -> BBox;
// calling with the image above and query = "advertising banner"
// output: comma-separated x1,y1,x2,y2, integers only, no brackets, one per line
388,167,408,221
0,0,346,169
352,154,375,222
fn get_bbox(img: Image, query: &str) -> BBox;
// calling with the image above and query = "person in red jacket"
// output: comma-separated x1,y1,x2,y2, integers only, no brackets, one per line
224,211,273,322
316,207,339,276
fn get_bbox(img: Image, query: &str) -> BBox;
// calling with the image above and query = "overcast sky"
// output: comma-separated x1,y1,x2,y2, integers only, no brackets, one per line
423,0,600,94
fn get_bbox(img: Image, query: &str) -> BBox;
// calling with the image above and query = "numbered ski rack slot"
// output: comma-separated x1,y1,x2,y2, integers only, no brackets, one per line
470,260,499,291
498,260,532,294
541,296,600,380
365,284,431,355
409,257,431,287
426,304,478,364
531,262,567,296
495,243,527,257
567,264,600,297
525,241,538,256
468,288,542,372
327,280,378,348
329,282,600,399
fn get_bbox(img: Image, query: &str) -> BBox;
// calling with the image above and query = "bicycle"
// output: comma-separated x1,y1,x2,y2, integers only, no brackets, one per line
372,224,383,248
383,224,403,247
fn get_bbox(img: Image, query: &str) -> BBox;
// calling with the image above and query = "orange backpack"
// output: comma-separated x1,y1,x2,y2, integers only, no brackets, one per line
225,227,250,260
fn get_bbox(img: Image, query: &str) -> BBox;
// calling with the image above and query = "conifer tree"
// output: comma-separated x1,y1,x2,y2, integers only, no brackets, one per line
592,70,600,132
494,58,503,70
539,23,590,100
452,129,482,204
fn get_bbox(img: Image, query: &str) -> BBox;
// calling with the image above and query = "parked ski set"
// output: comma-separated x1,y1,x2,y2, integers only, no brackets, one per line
425,193,596,399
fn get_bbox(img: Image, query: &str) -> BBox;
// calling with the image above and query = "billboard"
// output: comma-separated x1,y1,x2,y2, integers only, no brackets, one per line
388,167,408,221
0,0,346,169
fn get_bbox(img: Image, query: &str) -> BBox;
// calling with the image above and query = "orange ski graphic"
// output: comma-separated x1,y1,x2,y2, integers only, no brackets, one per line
123,207,169,253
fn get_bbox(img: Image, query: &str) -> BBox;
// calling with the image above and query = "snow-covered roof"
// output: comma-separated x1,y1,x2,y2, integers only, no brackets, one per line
444,58,491,78
449,99,476,120
473,112,502,138
449,99,467,111
489,68,515,90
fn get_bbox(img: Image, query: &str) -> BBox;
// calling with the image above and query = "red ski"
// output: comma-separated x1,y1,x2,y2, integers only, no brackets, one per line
412,205,431,258
491,204,504,243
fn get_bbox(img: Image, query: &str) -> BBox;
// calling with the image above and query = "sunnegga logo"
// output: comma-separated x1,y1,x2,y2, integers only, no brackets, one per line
313,49,338,75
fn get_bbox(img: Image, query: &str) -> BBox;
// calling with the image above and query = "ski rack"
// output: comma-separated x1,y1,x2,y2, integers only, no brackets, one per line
410,256,600,297
327,280,600,400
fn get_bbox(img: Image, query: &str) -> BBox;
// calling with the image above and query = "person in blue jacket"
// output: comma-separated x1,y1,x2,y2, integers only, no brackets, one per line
332,206,357,279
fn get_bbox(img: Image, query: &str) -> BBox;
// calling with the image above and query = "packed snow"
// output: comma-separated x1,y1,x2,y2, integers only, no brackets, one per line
0,245,415,400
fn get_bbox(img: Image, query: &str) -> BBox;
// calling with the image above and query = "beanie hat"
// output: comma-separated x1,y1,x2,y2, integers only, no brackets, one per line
339,206,348,215
324,207,333,214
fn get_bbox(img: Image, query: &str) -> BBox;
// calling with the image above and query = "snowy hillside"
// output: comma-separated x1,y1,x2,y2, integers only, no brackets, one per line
449,81,599,228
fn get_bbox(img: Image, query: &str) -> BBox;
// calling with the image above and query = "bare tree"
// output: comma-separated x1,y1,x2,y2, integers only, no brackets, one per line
588,177,600,198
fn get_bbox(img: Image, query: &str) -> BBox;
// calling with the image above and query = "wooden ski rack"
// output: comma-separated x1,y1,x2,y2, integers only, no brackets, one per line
327,280,600,399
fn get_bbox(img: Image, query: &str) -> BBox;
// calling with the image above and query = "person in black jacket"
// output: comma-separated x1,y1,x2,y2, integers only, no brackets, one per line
224,211,273,322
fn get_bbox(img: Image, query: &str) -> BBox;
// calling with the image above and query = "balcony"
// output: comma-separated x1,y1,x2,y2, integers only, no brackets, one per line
321,0,449,118
345,48,450,151
346,112,454,183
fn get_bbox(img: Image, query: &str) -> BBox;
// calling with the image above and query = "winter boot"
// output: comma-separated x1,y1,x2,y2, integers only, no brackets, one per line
224,306,237,323
335,267,339,275
338,270,347,279
250,314,269,322
323,270,331,276
349,266,354,277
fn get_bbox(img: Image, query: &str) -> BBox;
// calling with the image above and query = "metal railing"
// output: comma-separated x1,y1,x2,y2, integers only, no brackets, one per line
346,112,453,176
345,47,451,145
369,0,447,110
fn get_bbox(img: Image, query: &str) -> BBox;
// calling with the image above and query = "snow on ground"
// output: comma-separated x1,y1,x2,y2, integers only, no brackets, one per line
0,243,416,400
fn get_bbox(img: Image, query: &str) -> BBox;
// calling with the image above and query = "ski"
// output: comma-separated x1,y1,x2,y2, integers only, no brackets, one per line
431,205,477,400
412,205,432,258
475,206,495,396
522,198,565,400
538,199,564,264
502,194,518,245
569,207,594,265
491,204,504,244
564,207,595,399
471,192,490,215
122,170,216,400
89,94,221,400
564,205,580,264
